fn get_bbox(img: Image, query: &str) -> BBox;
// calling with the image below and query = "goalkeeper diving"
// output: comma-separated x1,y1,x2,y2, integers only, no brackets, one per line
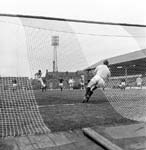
83,59,111,103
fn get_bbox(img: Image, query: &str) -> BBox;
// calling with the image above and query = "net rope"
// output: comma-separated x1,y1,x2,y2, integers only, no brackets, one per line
0,77,49,138
0,15,146,138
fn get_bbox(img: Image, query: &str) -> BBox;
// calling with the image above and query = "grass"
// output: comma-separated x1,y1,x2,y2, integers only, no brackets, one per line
1,88,142,150
0,88,142,137
34,89,139,132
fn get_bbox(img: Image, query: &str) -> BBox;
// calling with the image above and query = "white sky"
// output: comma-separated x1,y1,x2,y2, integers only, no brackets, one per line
1,0,146,24
0,0,146,77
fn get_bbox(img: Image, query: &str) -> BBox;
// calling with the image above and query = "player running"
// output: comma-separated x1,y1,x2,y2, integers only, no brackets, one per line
80,75,85,90
35,70,46,91
83,59,111,103
12,79,17,92
119,78,126,90
59,78,64,91
68,77,74,90
136,75,143,89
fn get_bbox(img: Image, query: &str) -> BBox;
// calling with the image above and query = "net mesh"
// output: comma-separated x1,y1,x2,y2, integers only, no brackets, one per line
0,15,146,138
20,17,88,74
0,77,50,138
104,64,146,122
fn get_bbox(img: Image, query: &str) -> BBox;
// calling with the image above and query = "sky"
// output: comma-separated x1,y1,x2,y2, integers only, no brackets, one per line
1,0,146,24
0,0,146,77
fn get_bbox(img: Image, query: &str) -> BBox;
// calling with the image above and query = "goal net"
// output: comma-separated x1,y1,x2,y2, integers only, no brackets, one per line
0,14,146,138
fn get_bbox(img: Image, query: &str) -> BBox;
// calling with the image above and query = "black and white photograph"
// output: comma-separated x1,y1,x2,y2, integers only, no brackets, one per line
0,0,146,149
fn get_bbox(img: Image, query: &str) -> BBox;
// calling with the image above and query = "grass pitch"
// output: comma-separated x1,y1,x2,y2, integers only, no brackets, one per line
34,89,138,132
0,88,142,150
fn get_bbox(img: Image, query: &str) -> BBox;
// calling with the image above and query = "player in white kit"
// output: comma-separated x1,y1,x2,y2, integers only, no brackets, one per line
68,77,74,90
83,60,111,103
35,70,46,91
136,75,143,89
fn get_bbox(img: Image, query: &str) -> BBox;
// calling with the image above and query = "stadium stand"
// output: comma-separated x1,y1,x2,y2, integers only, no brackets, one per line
85,49,146,89
86,49,146,73
107,75,142,89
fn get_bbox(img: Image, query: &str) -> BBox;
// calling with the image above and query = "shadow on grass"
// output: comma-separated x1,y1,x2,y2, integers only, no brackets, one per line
40,103,138,132
0,141,13,150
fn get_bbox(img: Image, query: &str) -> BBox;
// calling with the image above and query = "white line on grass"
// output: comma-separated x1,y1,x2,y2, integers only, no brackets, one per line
38,103,75,108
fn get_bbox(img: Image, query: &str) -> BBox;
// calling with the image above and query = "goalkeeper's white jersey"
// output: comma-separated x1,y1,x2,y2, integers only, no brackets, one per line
94,65,111,80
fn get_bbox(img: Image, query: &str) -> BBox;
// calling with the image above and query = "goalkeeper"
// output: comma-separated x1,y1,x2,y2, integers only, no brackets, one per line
83,59,111,103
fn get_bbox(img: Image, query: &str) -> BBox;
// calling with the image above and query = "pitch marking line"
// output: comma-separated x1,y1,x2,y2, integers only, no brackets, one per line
38,104,75,108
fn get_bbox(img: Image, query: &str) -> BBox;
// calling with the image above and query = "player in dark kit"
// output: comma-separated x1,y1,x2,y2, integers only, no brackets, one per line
59,78,64,91
12,79,17,92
